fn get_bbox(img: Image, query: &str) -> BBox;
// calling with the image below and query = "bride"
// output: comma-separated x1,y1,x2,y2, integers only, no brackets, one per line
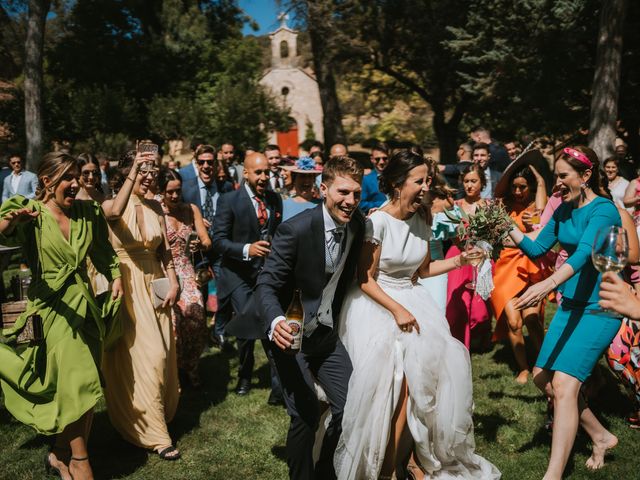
335,149,500,479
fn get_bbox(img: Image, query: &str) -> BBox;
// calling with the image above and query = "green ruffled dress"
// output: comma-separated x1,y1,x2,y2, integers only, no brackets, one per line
0,196,121,435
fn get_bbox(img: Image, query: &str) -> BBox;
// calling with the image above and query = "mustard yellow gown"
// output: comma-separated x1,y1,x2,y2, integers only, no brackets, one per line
102,195,179,450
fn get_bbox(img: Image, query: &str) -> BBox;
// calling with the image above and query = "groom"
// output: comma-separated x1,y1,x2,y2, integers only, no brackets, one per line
256,156,365,480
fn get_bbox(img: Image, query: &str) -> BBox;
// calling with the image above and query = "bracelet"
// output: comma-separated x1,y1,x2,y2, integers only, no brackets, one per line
454,255,462,268
125,177,135,183
550,277,558,288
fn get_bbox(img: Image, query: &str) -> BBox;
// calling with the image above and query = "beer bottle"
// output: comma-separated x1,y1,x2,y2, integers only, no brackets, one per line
285,289,304,351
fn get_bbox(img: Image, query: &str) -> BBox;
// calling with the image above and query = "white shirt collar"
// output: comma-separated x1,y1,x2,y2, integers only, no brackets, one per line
244,181,255,199
322,203,345,233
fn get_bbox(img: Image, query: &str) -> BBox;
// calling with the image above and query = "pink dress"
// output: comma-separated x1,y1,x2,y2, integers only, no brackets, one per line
445,201,491,350
164,206,208,376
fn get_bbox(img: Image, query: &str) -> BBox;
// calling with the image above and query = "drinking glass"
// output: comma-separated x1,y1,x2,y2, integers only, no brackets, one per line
464,241,486,291
590,226,628,316
529,208,541,225
138,142,158,155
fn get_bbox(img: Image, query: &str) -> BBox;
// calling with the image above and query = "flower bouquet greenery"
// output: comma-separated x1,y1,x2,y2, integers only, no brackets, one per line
444,200,514,261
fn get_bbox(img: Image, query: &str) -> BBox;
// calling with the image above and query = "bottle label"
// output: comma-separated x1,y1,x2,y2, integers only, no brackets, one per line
286,319,303,350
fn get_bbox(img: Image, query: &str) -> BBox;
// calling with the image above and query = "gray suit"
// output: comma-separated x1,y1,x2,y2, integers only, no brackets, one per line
2,170,38,202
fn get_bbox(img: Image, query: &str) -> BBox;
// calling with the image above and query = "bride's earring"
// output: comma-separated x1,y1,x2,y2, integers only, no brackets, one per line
580,181,587,190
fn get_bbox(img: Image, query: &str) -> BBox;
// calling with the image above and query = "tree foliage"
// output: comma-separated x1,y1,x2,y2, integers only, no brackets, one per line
1,0,288,159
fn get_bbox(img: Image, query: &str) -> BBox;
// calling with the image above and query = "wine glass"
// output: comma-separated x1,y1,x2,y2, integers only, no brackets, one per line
464,240,486,291
590,226,628,315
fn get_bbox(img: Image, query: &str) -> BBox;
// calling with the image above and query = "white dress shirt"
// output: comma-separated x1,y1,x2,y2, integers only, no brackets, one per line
10,171,22,194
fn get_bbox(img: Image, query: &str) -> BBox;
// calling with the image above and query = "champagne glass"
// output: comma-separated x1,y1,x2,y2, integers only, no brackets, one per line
464,240,486,291
590,226,628,316
529,208,541,226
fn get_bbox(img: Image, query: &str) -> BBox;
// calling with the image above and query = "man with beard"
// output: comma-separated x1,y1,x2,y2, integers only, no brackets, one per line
2,153,38,202
213,153,284,399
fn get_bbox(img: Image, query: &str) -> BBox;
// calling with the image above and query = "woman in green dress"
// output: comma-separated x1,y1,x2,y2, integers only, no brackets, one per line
0,152,123,480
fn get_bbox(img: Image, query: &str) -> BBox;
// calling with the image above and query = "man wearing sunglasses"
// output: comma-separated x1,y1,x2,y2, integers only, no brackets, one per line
2,154,38,203
359,142,389,214
181,145,235,349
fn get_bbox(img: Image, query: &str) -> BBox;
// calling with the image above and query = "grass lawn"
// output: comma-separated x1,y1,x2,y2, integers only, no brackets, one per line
0,305,636,479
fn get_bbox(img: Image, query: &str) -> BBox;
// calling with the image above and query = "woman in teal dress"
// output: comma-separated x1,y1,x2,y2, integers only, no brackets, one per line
0,152,123,480
509,146,620,479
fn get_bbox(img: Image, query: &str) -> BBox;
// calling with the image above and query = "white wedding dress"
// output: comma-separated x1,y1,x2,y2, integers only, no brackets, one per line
335,211,500,479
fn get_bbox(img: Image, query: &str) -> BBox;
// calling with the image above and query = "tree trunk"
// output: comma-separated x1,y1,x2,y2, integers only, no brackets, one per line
588,0,627,162
24,0,50,172
432,100,467,164
306,1,346,147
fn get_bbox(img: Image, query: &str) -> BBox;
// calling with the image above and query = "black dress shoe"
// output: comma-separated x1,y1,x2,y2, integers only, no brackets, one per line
267,390,285,406
221,338,236,354
235,378,251,396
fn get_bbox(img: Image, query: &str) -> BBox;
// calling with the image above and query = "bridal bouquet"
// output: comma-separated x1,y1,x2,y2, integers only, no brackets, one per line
448,200,513,261
445,201,514,300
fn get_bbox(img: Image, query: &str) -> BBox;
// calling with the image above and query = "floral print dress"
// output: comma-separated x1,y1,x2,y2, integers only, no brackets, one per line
164,206,208,379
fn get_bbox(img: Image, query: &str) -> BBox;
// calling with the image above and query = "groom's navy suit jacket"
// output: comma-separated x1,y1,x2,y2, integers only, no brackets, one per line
256,203,365,340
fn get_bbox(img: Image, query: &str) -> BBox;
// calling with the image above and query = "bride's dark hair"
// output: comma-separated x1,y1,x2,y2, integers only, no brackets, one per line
378,148,426,196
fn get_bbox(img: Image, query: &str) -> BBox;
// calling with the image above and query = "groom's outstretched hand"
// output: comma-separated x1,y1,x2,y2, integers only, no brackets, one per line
272,320,295,351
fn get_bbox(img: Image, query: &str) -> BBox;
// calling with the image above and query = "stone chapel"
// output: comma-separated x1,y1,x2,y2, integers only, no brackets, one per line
259,15,324,156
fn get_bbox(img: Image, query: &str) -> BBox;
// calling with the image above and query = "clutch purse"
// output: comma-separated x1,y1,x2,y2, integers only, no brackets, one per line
150,278,171,308
1,300,44,346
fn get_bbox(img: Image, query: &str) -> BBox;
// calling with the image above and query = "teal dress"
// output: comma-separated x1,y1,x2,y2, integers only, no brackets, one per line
519,196,621,381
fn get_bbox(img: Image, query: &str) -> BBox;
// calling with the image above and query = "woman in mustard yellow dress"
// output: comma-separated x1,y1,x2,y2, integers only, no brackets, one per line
0,152,122,480
101,150,181,460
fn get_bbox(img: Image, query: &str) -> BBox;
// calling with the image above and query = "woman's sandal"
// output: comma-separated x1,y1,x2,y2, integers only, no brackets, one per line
406,457,426,480
627,415,640,429
157,445,181,461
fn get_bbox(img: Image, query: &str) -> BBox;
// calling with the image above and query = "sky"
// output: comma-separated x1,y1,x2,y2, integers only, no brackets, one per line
239,0,282,36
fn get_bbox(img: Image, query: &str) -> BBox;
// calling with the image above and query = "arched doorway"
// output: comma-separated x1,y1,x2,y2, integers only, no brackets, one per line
277,117,299,157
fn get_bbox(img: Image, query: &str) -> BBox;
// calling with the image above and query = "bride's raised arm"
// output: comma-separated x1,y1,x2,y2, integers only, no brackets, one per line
357,240,420,334
416,245,470,278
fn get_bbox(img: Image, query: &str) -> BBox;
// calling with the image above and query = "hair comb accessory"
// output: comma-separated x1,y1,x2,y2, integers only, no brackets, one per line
563,147,593,168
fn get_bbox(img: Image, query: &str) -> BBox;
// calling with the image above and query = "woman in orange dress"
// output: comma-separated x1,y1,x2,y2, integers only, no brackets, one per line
491,164,549,383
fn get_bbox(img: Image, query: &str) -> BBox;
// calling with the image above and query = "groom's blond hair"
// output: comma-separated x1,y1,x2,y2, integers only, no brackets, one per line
322,156,363,186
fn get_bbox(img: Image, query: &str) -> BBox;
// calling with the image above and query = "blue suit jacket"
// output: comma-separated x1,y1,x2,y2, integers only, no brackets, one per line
178,163,197,181
359,170,386,214
2,170,38,202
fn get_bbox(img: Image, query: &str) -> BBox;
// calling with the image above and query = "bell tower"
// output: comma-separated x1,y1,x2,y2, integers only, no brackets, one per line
270,13,298,68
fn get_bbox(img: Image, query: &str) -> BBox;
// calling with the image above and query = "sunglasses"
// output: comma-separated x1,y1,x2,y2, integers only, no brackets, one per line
140,168,159,178
196,159,216,167
373,156,388,162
